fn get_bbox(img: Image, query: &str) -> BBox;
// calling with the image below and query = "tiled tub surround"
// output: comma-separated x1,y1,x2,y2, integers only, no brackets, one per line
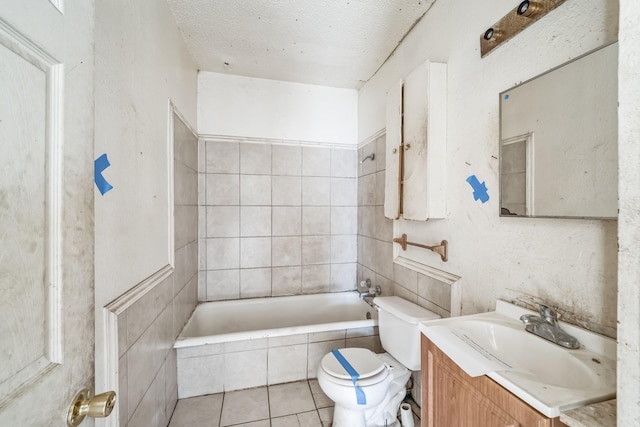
175,291,380,397
114,113,199,427
200,139,358,301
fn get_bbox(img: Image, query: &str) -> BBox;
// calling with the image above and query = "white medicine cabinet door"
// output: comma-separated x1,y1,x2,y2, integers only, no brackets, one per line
384,60,447,221
384,79,403,219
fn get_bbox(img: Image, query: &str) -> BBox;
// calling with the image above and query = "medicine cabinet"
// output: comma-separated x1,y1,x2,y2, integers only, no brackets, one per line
384,60,447,221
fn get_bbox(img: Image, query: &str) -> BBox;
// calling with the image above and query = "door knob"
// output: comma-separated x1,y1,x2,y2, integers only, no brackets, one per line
67,388,116,427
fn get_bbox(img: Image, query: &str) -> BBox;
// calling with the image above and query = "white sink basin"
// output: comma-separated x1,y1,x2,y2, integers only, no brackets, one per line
419,300,616,418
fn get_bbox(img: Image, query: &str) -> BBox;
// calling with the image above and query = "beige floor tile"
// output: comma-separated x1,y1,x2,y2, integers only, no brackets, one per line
271,414,299,427
297,410,322,427
232,420,271,427
269,381,316,417
168,394,223,427
317,407,333,426
220,387,269,426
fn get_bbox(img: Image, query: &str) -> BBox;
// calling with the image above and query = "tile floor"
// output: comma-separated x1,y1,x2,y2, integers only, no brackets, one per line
168,379,420,427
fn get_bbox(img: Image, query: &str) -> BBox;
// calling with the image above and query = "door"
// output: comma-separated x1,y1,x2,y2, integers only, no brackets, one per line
0,1,96,425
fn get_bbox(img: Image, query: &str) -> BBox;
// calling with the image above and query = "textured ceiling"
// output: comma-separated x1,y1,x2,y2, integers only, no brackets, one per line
166,0,436,89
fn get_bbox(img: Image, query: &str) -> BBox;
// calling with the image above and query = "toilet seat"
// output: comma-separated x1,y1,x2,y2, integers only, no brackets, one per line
320,348,388,386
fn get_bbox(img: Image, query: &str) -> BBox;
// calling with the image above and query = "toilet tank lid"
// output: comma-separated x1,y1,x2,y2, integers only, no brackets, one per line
374,296,441,324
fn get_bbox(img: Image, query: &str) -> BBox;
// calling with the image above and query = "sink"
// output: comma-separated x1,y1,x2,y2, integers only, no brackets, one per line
419,301,616,418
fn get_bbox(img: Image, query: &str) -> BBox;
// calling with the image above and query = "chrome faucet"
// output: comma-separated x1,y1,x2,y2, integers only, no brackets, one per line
357,279,381,303
520,303,580,349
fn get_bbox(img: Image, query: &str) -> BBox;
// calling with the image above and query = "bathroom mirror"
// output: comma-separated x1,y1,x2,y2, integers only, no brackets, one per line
499,42,618,219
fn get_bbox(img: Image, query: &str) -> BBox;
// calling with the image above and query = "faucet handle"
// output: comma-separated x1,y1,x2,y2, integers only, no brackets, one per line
537,303,557,322
359,278,372,290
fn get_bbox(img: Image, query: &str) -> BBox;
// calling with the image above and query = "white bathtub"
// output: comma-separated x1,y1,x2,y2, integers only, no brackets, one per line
175,291,378,348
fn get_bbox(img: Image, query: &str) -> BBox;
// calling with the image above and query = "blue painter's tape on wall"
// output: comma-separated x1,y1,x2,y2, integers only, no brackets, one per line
466,175,489,203
95,153,113,195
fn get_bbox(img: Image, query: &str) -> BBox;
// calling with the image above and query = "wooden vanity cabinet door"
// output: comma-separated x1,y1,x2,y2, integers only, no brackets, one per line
421,335,566,427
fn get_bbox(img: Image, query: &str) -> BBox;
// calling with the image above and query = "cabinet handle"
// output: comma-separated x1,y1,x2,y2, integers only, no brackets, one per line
405,144,411,151
392,148,398,154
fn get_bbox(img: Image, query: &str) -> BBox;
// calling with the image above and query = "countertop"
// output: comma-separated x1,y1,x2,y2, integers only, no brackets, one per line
559,399,616,427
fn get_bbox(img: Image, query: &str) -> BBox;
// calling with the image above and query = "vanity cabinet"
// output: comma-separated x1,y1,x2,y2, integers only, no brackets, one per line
421,335,568,427
384,60,447,221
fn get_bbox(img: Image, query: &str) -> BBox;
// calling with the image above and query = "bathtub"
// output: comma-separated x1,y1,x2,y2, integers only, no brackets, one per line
174,291,381,397
175,291,378,347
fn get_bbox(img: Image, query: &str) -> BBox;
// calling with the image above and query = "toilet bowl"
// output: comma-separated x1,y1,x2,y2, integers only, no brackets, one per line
317,296,440,427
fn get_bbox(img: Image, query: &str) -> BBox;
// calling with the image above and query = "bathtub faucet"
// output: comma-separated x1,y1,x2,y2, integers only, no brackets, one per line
357,279,381,300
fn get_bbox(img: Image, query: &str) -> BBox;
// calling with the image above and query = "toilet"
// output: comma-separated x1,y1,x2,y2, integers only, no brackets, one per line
317,296,440,427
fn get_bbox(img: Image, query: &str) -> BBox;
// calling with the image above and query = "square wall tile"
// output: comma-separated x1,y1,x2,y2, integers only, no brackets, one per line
376,135,387,172
206,174,239,205
418,273,452,311
272,176,302,206
331,235,357,263
241,237,272,268
177,354,224,398
375,170,386,206
330,148,357,178
224,349,268,391
331,263,357,292
241,143,272,175
240,268,272,298
302,146,331,176
272,266,302,295
393,263,418,293
302,207,330,235
331,178,357,206
241,206,272,237
302,177,330,206
272,207,301,236
302,236,330,265
331,207,357,235
272,236,301,267
268,344,308,384
302,265,331,294
206,206,239,238
358,173,376,206
241,175,271,205
206,238,240,270
308,340,344,378
206,140,239,174
206,269,240,300
272,145,301,176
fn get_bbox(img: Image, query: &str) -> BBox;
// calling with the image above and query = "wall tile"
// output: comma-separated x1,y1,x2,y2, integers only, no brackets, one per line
118,355,128,425
374,170,386,206
301,236,330,265
240,268,272,298
418,273,452,311
206,206,239,237
360,206,377,238
302,206,330,235
393,263,418,294
331,178,357,206
269,334,308,348
241,206,272,237
206,140,239,174
224,349,268,391
240,237,272,268
272,266,302,295
206,174,239,205
206,269,240,300
272,175,302,206
358,143,378,176
330,148,357,178
331,206,357,235
307,340,345,378
330,263,357,292
374,206,393,241
331,235,357,263
268,344,308,384
272,236,302,267
177,353,225,398
302,177,330,206
225,338,268,353
375,135,386,173
241,143,272,175
374,240,393,280
175,205,198,249
272,145,301,176
175,161,198,206
302,265,331,294
302,146,330,176
206,238,240,270
358,173,376,206
240,175,271,205
272,206,301,236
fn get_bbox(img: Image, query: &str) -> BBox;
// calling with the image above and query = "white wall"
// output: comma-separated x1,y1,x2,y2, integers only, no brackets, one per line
617,1,640,424
359,0,618,334
198,72,358,145
94,0,198,408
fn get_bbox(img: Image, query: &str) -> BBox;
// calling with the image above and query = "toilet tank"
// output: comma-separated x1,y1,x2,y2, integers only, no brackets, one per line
374,296,440,371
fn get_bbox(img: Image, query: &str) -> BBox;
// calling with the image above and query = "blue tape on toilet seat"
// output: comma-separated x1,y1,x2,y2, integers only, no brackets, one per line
331,349,367,405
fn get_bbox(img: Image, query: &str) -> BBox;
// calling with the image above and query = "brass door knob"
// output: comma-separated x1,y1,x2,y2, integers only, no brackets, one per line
67,388,116,427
